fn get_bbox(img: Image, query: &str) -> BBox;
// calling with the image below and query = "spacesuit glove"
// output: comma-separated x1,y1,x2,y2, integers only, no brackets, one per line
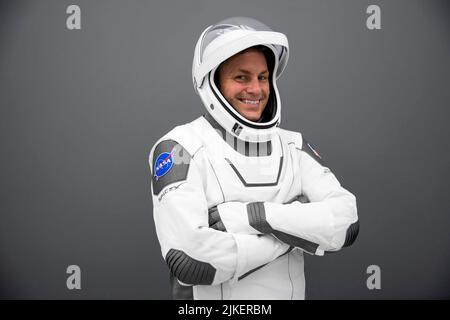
208,201,262,235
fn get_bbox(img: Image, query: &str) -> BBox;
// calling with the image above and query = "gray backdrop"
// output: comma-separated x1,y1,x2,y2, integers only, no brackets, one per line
0,0,449,299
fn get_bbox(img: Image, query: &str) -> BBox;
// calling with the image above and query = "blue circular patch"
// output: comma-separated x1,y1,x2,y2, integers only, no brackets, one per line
154,150,175,179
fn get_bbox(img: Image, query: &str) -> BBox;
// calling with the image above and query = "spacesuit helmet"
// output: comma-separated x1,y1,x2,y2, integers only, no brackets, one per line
192,17,289,142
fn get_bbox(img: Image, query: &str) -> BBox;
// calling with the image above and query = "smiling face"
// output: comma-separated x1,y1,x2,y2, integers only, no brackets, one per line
217,48,270,122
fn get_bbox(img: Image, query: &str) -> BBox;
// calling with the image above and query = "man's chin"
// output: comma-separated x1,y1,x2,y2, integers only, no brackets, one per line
229,102,265,122
240,112,262,122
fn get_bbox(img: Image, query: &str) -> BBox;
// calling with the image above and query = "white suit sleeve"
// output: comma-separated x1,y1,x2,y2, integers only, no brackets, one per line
150,139,291,286
254,140,359,255
210,139,359,256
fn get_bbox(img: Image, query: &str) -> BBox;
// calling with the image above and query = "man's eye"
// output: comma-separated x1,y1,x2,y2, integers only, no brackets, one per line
236,75,246,81
259,75,268,81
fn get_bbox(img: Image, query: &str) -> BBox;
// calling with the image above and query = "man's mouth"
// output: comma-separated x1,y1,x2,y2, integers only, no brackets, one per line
238,98,261,106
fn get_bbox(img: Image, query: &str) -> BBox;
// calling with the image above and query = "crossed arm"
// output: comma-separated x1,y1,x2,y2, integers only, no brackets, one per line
208,148,359,255
151,143,291,286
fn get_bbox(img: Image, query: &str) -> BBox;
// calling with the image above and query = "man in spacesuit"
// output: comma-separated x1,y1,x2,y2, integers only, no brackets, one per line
149,17,359,300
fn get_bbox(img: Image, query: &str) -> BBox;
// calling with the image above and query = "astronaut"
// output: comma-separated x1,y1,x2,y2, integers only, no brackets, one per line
149,17,359,300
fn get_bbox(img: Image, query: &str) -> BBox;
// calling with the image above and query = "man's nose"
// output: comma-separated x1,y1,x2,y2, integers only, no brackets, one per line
245,78,263,95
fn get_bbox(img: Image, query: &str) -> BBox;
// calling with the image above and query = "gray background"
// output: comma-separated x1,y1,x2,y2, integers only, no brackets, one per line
0,0,449,299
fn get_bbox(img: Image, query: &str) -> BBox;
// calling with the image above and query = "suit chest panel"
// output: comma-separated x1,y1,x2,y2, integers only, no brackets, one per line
201,136,303,204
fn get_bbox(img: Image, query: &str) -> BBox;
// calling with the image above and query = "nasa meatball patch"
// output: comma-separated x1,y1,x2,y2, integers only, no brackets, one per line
151,140,191,196
154,149,175,180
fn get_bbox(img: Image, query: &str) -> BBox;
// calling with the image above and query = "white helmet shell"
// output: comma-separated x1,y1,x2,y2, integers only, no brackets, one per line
192,17,289,142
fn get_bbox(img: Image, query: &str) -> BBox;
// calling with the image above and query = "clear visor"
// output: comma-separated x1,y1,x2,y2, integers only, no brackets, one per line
199,17,286,64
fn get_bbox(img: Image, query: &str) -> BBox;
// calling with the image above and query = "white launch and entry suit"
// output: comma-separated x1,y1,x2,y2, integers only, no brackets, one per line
148,17,359,300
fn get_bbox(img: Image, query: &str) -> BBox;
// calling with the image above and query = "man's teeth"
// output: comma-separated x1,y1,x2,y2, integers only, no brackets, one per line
241,99,259,105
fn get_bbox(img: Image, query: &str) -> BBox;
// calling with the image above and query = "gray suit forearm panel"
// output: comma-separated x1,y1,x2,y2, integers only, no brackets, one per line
165,249,216,285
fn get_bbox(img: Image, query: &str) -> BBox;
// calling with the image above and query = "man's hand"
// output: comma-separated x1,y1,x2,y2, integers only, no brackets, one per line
208,195,310,234
207,202,261,235
208,206,227,232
